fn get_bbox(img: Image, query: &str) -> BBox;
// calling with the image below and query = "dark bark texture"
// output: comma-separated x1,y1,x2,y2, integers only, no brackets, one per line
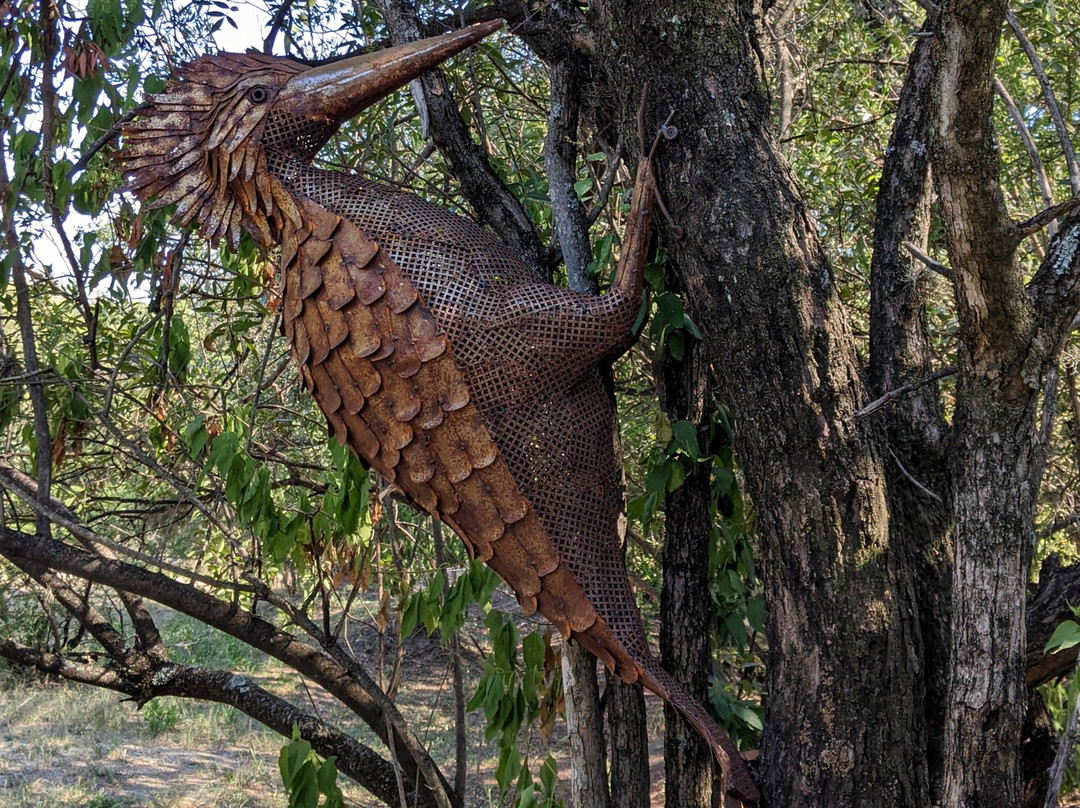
660,276,714,808
605,671,650,808
589,2,925,805
561,642,611,808
865,17,951,795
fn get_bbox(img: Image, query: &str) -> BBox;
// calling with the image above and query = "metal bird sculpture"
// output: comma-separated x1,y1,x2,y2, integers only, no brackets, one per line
115,22,758,803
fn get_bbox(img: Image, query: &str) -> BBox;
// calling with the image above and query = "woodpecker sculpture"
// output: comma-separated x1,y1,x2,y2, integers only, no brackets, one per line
116,22,758,802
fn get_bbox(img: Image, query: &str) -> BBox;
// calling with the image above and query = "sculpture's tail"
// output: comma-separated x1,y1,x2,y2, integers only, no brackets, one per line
638,656,761,803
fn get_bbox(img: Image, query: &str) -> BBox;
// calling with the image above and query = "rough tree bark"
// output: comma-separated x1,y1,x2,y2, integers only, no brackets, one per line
659,307,714,808
561,643,611,808
929,2,1080,804
865,15,951,796
589,2,926,805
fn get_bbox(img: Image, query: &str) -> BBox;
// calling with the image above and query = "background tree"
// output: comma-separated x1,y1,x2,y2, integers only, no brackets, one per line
6,1,1080,808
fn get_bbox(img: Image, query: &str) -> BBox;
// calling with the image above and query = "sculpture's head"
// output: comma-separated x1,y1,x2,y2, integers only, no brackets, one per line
116,21,500,248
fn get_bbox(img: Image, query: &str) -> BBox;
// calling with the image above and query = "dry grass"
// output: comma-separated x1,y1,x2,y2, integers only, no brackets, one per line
0,676,282,807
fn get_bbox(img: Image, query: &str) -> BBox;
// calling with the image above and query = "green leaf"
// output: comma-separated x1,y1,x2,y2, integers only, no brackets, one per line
725,613,748,645
183,414,208,458
1046,619,1080,653
143,74,166,94
730,702,763,731
207,432,239,475
671,420,701,460
714,467,735,494
667,330,685,360
666,460,686,492
317,756,342,798
746,597,766,633
645,462,669,496
522,631,545,671
279,736,312,788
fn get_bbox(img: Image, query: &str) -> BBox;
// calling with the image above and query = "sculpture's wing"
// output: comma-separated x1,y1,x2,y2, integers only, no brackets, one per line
280,197,641,678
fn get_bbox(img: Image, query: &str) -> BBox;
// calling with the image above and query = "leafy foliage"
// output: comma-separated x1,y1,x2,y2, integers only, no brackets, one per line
279,727,346,808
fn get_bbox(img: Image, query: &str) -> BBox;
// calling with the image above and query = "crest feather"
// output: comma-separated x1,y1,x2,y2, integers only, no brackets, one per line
116,53,306,249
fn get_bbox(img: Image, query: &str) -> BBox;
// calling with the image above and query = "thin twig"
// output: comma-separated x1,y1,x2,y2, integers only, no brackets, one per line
3,142,52,538
0,459,255,593
995,77,1056,237
1006,9,1080,196
1016,197,1080,238
245,308,283,453
850,365,957,420
903,241,954,281
888,447,943,504
586,133,625,227
71,108,140,174
263,0,298,54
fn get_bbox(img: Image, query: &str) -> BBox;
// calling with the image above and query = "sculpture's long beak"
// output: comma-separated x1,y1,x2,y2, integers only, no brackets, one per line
276,20,502,123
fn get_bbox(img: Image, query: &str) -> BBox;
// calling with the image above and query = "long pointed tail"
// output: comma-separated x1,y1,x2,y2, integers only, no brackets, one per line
638,656,761,804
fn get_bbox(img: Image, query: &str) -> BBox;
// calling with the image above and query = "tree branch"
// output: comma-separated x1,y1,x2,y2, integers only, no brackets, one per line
994,76,1056,237
544,40,593,292
0,525,453,808
1016,197,1080,239
904,241,954,281
0,458,252,595
1004,9,1080,196
375,0,553,279
933,0,1031,385
851,366,957,421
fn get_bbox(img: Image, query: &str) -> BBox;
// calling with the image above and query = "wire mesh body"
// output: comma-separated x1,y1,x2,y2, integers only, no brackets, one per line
278,163,649,659
275,163,758,802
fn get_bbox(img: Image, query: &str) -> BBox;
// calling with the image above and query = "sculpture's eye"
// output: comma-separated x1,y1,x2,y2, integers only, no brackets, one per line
247,85,271,104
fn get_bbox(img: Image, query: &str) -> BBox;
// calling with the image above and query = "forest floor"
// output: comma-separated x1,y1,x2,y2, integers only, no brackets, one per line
0,598,670,808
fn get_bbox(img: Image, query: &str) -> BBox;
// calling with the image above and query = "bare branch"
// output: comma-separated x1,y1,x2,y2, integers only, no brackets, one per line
263,0,298,54
544,44,593,292
0,525,453,808
0,458,255,594
376,0,553,279
70,108,140,174
585,133,624,226
903,241,954,281
0,640,409,807
1016,197,1080,238
888,447,943,504
40,0,99,368
851,366,957,421
1,140,52,539
994,76,1056,234
1005,9,1080,196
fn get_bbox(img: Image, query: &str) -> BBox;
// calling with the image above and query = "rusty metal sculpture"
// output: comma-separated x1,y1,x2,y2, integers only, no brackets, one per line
116,22,758,803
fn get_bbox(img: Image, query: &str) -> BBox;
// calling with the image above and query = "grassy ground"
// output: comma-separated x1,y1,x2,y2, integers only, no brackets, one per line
0,671,283,808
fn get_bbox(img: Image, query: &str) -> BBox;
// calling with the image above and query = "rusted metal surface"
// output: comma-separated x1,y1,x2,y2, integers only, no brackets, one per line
115,22,758,802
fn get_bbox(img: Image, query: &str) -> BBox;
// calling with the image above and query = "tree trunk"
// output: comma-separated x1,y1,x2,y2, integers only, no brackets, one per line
562,641,611,808
865,16,951,797
660,280,714,808
606,671,650,808
940,392,1035,807
589,2,928,804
